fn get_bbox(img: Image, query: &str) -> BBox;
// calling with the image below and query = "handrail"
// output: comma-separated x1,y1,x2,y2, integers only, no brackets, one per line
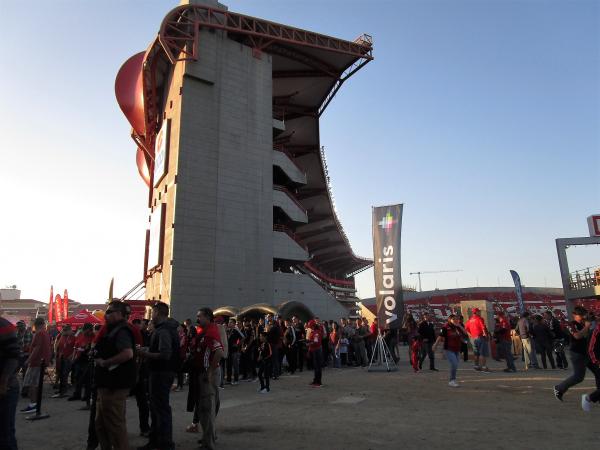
303,261,355,287
273,185,308,215
273,146,307,177
273,224,309,251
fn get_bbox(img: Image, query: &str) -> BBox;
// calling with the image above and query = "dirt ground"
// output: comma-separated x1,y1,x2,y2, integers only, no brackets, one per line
15,354,599,450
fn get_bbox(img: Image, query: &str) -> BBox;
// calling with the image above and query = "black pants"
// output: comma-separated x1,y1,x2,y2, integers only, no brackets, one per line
536,343,556,369
73,359,92,401
133,374,150,433
419,341,435,369
297,345,305,372
553,340,568,369
87,384,99,449
149,371,175,450
240,349,256,379
286,345,298,373
258,360,272,391
557,352,600,395
461,342,468,362
311,349,323,384
271,346,280,378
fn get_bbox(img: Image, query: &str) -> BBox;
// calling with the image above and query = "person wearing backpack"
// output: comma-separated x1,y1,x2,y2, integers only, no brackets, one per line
139,302,180,450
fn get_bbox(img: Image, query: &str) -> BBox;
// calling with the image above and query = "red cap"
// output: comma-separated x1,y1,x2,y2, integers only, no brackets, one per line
472,308,480,314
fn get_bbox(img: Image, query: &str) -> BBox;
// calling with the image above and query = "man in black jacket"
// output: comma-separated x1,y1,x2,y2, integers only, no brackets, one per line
418,313,438,371
94,301,137,450
139,301,180,450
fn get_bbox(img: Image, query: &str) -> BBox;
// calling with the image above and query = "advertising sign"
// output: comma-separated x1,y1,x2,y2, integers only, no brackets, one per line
372,204,404,329
147,203,165,271
153,119,170,188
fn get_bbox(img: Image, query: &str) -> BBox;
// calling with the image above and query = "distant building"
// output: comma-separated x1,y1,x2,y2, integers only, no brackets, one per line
0,287,21,301
0,297,105,325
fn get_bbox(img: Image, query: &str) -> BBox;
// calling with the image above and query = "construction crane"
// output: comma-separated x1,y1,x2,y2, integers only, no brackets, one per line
409,270,463,292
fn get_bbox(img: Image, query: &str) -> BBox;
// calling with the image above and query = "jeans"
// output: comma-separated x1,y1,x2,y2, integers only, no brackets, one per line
521,338,539,369
500,341,516,370
58,357,72,394
311,349,323,384
419,341,435,369
73,359,92,401
445,351,459,381
0,381,18,450
226,351,240,382
557,351,600,395
353,341,368,367
149,371,175,449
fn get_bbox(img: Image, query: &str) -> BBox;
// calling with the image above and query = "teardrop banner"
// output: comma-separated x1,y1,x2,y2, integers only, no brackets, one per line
509,270,525,314
372,204,404,329
55,294,63,322
48,286,54,323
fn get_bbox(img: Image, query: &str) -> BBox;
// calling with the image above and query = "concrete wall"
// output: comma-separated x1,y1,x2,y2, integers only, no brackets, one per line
164,29,273,320
273,272,348,319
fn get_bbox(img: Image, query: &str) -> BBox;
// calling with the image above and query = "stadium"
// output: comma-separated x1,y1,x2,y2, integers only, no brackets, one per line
115,0,373,320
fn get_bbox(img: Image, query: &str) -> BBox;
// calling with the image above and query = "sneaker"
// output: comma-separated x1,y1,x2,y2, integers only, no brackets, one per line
448,380,459,388
259,388,269,394
503,368,512,373
430,368,439,372
582,394,592,412
20,404,37,413
553,385,564,402
51,393,66,398
231,381,239,386
473,366,481,371
311,383,322,388
481,367,491,373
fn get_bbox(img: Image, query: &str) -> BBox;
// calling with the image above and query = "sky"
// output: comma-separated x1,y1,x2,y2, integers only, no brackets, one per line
0,0,598,304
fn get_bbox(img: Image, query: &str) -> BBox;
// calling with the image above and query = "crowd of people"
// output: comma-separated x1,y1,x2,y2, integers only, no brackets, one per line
1,302,600,450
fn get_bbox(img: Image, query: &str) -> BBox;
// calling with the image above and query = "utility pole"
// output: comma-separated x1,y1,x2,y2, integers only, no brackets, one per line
409,270,463,292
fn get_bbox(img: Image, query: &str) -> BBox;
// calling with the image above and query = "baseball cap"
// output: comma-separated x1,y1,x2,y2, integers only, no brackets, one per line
472,308,480,314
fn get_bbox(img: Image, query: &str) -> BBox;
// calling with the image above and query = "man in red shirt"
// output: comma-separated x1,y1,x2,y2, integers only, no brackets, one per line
52,325,76,398
495,311,516,372
464,308,490,372
21,317,52,413
69,323,95,402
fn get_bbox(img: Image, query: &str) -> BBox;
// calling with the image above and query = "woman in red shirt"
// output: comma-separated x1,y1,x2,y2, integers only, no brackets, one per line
433,314,468,388
306,320,323,387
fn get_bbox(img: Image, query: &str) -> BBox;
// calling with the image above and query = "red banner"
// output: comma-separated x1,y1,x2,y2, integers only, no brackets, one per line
63,289,69,319
55,294,63,322
48,286,54,323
